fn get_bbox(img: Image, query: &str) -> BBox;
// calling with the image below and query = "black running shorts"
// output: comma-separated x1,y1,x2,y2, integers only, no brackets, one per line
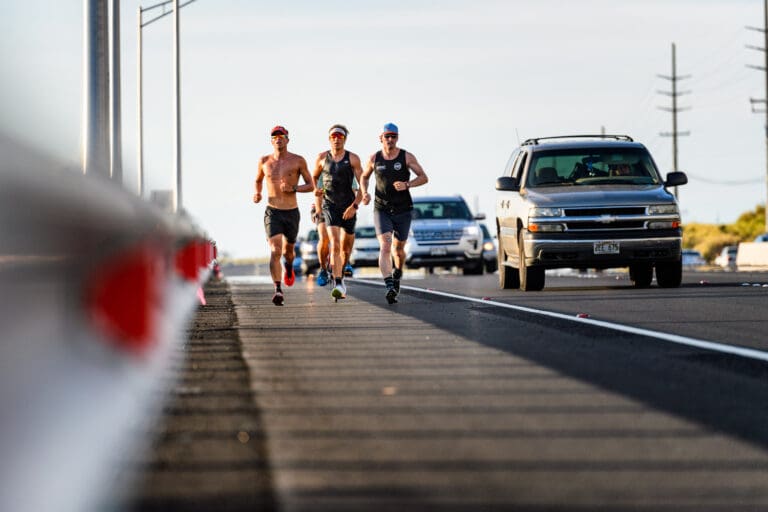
264,206,300,244
374,209,412,241
322,203,356,235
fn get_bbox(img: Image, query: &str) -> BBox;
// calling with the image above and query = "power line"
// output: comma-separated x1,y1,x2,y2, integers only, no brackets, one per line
685,173,763,185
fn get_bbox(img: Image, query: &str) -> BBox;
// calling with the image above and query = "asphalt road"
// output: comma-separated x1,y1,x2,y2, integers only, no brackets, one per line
116,267,768,511
394,268,768,350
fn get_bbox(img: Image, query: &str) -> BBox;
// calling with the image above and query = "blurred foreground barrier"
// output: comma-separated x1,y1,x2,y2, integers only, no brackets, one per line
736,242,768,270
0,135,215,512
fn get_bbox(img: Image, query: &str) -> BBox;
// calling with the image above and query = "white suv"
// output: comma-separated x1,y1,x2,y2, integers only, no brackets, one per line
405,195,485,274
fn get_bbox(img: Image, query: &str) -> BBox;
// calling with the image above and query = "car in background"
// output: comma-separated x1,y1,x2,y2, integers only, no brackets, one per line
754,233,768,242
350,225,380,267
715,245,738,270
480,223,498,273
681,248,705,268
405,195,485,275
300,229,321,275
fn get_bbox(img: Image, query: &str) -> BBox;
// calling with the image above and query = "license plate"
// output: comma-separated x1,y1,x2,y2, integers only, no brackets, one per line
430,246,448,256
594,241,620,255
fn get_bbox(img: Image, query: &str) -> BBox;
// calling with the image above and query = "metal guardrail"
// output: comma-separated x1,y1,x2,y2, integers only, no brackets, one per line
0,133,216,512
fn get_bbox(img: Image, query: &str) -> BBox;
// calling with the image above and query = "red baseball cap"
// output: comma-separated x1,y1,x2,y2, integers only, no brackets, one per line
270,125,288,136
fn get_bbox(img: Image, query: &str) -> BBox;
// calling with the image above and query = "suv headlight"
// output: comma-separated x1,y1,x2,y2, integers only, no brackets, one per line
529,207,564,218
648,204,678,215
463,225,480,237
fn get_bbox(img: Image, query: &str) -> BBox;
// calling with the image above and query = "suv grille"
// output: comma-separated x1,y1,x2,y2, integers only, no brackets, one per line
558,206,661,232
565,207,645,217
414,229,463,243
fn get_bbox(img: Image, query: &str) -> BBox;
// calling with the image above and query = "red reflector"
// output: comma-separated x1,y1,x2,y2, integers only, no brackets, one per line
86,243,164,355
175,240,201,281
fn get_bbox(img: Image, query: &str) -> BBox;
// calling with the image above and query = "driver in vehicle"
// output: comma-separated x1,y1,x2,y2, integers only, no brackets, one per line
610,163,633,176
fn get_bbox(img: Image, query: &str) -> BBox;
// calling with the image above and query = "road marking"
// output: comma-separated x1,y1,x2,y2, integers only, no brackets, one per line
354,278,768,364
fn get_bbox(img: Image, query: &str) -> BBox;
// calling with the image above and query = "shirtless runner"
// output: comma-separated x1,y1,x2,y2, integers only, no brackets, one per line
254,125,314,305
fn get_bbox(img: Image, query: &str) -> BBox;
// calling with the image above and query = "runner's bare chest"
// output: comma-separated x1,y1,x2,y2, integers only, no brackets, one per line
265,155,300,182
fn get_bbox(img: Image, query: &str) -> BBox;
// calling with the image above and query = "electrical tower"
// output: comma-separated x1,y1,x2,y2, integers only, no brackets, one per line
747,0,768,230
658,42,690,199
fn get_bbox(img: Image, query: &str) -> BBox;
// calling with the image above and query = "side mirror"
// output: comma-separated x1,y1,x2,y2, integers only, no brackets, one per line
665,171,688,187
474,213,486,220
496,176,519,191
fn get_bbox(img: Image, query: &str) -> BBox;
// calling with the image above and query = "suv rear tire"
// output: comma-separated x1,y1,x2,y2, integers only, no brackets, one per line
519,233,545,291
629,263,653,288
656,259,682,288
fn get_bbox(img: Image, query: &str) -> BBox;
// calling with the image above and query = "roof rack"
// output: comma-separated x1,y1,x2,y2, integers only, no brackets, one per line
521,134,634,146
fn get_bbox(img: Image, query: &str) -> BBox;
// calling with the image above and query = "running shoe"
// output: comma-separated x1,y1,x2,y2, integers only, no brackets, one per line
316,268,329,286
283,260,295,287
331,282,347,300
392,267,402,293
385,286,398,304
343,263,354,277
272,290,284,306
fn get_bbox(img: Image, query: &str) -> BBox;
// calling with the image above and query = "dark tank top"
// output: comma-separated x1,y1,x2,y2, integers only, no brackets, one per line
373,149,412,214
321,150,356,208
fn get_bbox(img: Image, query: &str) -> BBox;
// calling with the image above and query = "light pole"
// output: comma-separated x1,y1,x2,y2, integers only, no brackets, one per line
136,0,196,207
83,0,110,178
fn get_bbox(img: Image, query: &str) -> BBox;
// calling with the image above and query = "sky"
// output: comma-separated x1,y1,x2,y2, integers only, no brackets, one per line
1,0,766,259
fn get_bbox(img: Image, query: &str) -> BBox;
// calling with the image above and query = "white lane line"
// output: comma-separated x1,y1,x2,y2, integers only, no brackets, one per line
354,278,768,364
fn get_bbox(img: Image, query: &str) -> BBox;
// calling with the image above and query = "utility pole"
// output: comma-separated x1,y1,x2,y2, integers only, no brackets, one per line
747,0,768,230
658,42,690,199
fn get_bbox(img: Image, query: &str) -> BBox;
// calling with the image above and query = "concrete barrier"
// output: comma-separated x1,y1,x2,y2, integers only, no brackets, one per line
736,242,768,271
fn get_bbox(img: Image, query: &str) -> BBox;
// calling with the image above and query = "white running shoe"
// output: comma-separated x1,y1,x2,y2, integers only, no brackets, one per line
331,281,347,300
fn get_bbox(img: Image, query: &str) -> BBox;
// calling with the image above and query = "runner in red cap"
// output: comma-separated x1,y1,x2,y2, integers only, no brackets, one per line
254,125,313,305
311,123,364,301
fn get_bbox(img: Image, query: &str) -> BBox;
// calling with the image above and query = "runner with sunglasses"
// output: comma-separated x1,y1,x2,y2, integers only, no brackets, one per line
311,124,364,301
254,125,313,306
361,122,429,304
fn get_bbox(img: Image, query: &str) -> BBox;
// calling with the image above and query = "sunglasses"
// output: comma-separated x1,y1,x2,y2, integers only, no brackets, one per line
330,133,346,140
271,134,286,140
383,134,398,139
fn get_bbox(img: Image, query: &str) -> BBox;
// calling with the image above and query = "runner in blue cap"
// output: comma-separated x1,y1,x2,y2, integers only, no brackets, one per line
361,122,429,304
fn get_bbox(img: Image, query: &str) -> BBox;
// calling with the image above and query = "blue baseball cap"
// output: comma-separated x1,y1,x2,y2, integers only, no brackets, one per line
381,122,398,135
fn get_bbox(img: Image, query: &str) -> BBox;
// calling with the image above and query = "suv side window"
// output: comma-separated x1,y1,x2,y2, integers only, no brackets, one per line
513,151,528,183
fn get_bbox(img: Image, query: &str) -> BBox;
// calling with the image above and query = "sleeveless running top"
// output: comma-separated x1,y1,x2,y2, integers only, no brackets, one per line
373,149,412,214
320,150,356,208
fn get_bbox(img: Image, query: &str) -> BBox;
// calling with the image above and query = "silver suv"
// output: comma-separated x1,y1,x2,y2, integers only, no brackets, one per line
495,135,688,291
405,195,485,274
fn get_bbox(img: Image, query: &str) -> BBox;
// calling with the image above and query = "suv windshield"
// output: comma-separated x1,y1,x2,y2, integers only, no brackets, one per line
527,147,661,188
413,200,472,220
